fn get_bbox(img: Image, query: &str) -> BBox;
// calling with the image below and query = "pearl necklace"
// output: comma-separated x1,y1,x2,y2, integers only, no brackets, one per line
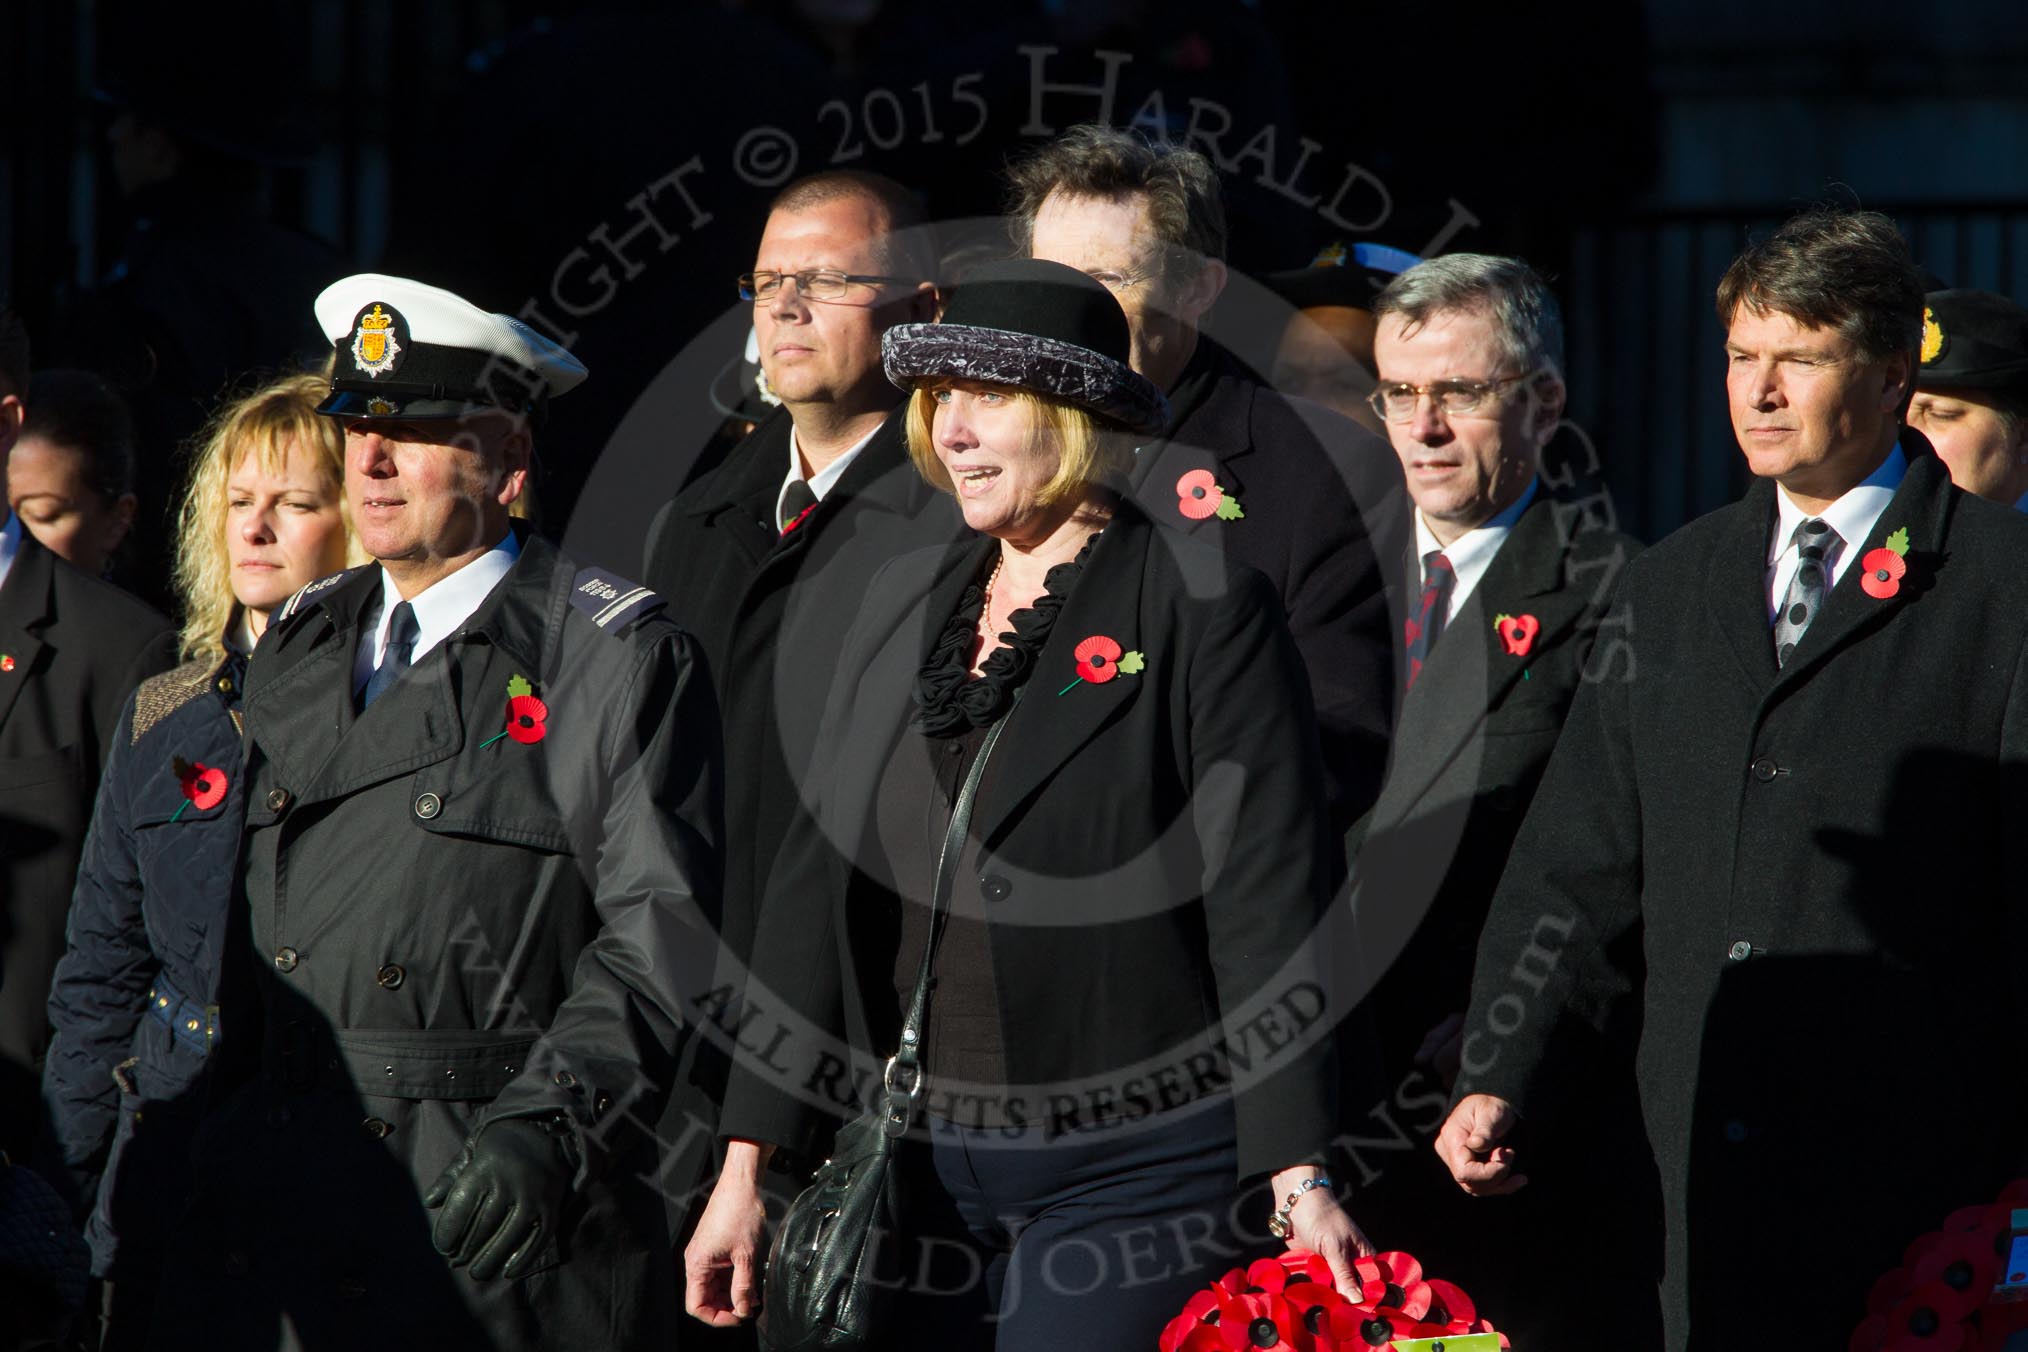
982,554,1005,635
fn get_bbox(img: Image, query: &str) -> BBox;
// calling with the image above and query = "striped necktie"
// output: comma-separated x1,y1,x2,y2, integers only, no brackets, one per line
1404,551,1454,690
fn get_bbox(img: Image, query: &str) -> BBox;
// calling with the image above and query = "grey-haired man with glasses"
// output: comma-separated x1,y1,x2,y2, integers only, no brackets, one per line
1352,253,1650,1343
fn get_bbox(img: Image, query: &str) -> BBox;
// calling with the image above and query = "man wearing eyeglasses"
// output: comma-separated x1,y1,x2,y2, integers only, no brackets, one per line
1007,124,1407,838
644,172,956,1323
1351,253,1649,1343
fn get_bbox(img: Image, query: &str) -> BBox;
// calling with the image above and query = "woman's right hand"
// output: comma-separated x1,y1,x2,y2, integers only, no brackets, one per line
683,1139,775,1325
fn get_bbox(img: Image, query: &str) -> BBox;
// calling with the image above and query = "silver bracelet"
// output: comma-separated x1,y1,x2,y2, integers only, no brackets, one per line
1268,1174,1333,1239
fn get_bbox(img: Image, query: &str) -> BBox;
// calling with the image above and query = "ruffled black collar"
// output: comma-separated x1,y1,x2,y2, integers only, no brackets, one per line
913,533,1101,736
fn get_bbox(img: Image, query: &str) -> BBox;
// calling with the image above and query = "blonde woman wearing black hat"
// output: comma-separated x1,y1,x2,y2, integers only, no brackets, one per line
688,259,1369,1348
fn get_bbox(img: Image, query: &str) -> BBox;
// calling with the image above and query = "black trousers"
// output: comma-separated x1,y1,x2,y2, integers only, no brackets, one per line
891,1096,1245,1351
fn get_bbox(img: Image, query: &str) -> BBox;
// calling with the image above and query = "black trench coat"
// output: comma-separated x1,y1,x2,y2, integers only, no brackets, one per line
148,531,722,1352
1460,442,2028,1347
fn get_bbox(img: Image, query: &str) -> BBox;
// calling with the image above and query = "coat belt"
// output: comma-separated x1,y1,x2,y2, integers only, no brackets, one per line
301,1028,538,1101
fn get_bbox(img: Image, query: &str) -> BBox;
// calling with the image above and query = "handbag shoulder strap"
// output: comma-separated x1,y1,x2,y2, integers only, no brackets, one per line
880,707,1011,1135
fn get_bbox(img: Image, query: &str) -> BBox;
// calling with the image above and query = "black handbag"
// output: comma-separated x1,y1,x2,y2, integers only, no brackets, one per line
757,712,1010,1352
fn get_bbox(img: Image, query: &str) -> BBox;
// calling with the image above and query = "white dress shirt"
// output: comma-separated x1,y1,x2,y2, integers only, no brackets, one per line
1413,478,1539,619
0,511,20,593
775,421,881,529
1765,444,1906,622
353,531,521,694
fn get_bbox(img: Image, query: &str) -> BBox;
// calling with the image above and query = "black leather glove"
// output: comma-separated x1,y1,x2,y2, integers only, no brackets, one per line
422,1116,576,1280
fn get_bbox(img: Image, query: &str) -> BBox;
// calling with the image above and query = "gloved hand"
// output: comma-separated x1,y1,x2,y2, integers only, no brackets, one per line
422,1116,576,1280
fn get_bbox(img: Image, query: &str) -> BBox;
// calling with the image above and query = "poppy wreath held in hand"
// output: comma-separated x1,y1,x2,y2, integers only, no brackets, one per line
1850,1177,2028,1351
1159,1248,1506,1351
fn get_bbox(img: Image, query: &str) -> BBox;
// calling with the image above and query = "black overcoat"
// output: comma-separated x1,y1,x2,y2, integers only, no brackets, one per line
42,654,246,1281
0,531,175,1158
641,408,959,971
1459,442,2028,1347
1345,489,1655,1341
147,532,723,1352
1133,344,1408,835
718,502,1340,1183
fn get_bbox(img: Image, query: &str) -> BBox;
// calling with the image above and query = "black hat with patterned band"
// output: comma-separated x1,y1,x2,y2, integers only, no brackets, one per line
312,273,587,421
881,258,1170,437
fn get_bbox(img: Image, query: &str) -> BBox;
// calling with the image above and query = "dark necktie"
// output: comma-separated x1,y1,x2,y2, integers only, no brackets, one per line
1404,550,1455,690
1773,518,1839,668
358,601,418,709
779,478,818,535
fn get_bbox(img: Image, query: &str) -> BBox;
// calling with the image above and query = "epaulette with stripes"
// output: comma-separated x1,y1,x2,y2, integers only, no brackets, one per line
273,566,367,628
569,567,664,634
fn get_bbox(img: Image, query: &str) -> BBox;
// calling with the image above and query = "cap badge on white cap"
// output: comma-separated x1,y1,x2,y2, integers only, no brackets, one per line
351,303,406,378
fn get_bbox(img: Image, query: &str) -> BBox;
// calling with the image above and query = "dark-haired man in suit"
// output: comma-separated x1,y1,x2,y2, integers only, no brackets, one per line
1439,208,2028,1345
0,307,175,1163
1344,255,1650,1343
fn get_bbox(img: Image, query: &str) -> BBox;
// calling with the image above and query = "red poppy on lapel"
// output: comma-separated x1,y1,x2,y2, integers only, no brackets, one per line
1861,526,1912,600
0,654,13,672
1059,634,1145,694
480,674,548,748
780,503,816,536
1176,468,1244,521
1492,612,1540,656
171,758,229,820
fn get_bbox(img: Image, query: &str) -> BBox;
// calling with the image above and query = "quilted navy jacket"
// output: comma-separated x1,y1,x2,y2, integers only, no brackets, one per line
41,652,245,1277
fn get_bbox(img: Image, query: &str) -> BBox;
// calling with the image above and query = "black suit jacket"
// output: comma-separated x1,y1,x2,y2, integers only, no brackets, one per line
1352,488,1642,1066
0,530,175,1156
1460,440,2028,1346
718,502,1339,1181
1343,490,1656,1343
642,408,960,971
1136,344,1408,836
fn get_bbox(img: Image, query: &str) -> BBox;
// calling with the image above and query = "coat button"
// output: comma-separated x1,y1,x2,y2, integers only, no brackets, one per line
273,946,300,972
224,1251,250,1277
414,792,442,819
265,1106,291,1129
376,963,406,990
554,1070,577,1089
1723,1119,1748,1143
1727,940,1752,961
1750,757,1778,783
980,875,1012,902
337,1276,368,1301
363,1117,393,1138
267,788,290,812
217,675,235,695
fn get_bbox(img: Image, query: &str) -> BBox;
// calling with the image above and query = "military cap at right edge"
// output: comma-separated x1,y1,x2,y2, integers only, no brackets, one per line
1910,287,2028,508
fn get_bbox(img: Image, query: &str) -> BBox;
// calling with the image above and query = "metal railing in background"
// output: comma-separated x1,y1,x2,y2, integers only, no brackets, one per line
1566,205,2028,542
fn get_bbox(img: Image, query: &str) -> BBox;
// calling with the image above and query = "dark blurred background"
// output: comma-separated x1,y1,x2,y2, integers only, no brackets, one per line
6,0,2027,573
